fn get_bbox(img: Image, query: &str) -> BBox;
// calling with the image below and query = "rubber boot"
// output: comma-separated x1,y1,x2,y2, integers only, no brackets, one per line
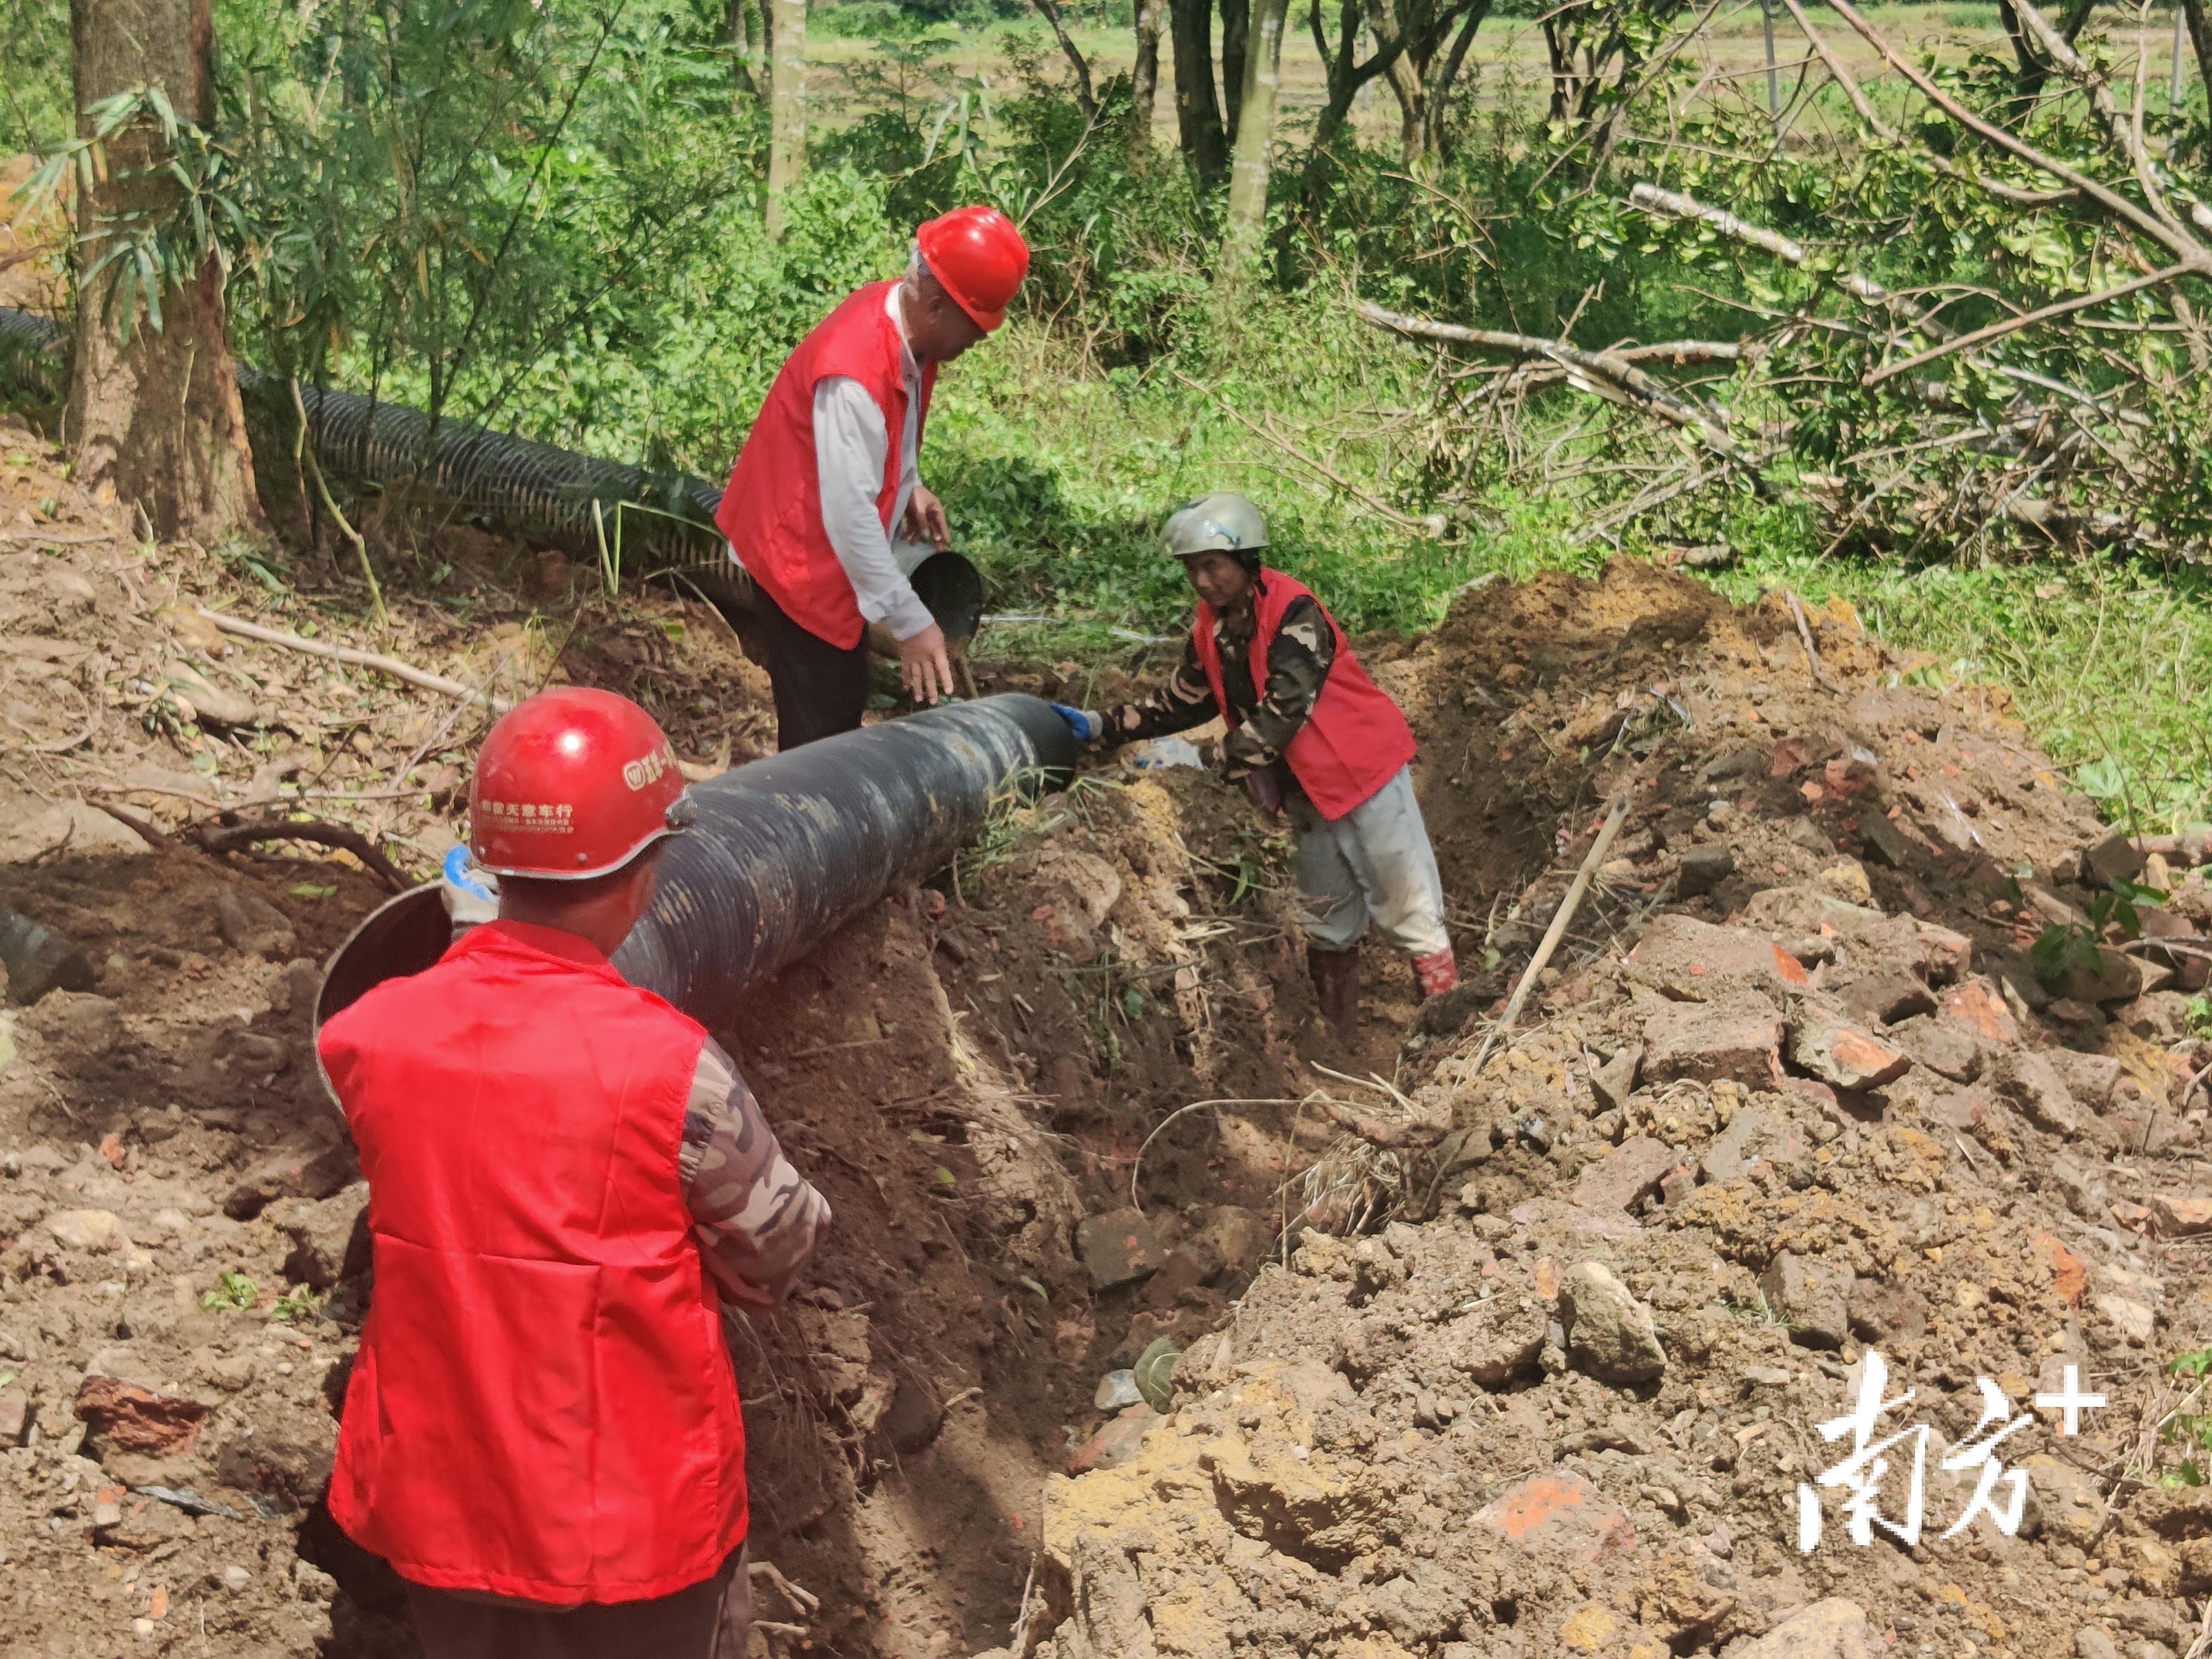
1411,945,1458,1000
1308,945,1360,1041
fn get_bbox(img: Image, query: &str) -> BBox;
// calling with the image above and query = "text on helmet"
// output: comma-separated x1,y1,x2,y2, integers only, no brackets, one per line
478,800,575,832
623,743,676,792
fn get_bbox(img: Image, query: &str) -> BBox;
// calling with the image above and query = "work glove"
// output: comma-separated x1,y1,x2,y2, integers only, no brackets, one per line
440,844,499,937
1051,703,1104,743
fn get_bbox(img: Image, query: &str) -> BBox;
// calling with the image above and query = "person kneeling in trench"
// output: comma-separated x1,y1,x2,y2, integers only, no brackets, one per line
1061,492,1456,1039
317,687,830,1659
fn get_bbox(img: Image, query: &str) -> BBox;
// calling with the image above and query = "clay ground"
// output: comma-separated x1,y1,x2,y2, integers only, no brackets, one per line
0,410,2208,1659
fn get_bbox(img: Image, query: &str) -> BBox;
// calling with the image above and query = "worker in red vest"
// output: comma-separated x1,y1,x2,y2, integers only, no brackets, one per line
715,206,1030,749
316,687,830,1658
1062,493,1455,1040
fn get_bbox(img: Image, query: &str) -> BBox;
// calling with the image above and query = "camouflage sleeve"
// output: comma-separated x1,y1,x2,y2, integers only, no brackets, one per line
679,1037,832,1310
1103,634,1219,742
1220,595,1335,779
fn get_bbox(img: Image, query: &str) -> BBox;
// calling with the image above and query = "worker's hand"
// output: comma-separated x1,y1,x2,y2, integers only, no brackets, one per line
1243,765,1285,817
904,485,952,551
898,622,957,706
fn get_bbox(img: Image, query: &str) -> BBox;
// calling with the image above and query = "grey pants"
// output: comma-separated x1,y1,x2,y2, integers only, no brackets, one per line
1286,765,1450,957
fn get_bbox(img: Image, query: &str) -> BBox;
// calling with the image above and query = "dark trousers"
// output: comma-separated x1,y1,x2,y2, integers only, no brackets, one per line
404,1545,750,1659
698,565,871,751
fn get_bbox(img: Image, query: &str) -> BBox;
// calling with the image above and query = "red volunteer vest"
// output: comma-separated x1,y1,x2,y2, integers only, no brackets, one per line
716,280,937,649
1192,568,1417,821
315,921,746,1605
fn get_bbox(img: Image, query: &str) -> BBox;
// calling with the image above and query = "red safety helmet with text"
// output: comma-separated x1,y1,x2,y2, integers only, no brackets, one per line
915,206,1030,332
468,688,695,879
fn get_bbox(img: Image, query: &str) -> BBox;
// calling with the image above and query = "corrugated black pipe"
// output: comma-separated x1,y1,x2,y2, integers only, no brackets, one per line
314,693,1078,1039
0,306,984,647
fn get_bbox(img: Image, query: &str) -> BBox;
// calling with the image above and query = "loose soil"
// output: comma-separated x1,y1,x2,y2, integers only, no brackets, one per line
0,412,2206,1659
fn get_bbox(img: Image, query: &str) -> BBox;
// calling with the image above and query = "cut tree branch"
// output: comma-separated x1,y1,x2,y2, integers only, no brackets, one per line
1774,0,2078,206
1820,0,2212,271
1356,301,1773,488
1864,263,2193,385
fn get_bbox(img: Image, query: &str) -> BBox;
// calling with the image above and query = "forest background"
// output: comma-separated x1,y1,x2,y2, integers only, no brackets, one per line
6,0,2212,827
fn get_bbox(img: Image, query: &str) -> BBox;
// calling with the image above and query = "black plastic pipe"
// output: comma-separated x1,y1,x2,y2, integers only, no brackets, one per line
0,306,985,649
315,693,1078,1037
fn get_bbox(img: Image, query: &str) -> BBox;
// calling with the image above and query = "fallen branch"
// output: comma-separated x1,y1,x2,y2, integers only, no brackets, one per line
1376,311,1755,366
193,817,410,893
1864,263,2192,385
1820,0,2212,272
0,528,119,546
1357,302,1772,488
1467,792,1631,1077
1774,0,2079,207
1627,182,1905,310
195,608,515,712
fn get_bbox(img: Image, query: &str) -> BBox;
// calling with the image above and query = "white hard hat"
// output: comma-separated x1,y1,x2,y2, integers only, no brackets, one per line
1163,492,1267,559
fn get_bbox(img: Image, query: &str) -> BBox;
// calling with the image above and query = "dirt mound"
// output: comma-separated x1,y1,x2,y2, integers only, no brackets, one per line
2,414,2206,1659
1019,564,2212,1659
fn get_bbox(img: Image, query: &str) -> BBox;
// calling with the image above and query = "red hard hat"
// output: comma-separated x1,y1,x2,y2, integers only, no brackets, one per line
469,688,693,879
915,206,1029,332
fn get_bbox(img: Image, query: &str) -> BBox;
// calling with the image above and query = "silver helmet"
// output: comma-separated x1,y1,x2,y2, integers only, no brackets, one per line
1162,492,1267,559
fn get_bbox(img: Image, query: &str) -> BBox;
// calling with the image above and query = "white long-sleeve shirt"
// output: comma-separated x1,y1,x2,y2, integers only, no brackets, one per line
729,283,937,643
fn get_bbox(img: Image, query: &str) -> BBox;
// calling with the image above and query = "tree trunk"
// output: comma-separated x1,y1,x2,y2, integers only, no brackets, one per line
65,0,265,545
728,0,759,105
1170,0,1230,189
1221,0,1251,144
1132,0,1164,152
1422,0,1488,159
766,0,806,237
1371,0,1428,168
1030,0,1099,120
1222,0,1289,274
2184,0,2212,93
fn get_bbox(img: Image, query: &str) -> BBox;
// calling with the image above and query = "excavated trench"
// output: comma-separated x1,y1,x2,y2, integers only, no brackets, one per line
1,396,2208,1659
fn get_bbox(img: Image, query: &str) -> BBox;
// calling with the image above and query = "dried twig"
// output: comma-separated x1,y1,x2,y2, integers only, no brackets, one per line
1468,792,1631,1078
1782,589,1840,690
195,608,515,712
292,378,388,629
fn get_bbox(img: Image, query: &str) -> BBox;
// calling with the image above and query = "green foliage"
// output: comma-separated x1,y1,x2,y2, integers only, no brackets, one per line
2161,1347,2212,1485
2030,875,2166,984
20,87,247,342
200,1270,259,1312
269,1284,327,1323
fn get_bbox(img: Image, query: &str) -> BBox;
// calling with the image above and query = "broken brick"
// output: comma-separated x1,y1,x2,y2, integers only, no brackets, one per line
2033,1233,2088,1308
1626,915,1809,999
75,1377,210,1457
1641,995,1784,1091
1788,1009,1911,1091
1838,972,1937,1027
1474,1470,1637,1563
1076,1207,1162,1289
1942,978,2020,1047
